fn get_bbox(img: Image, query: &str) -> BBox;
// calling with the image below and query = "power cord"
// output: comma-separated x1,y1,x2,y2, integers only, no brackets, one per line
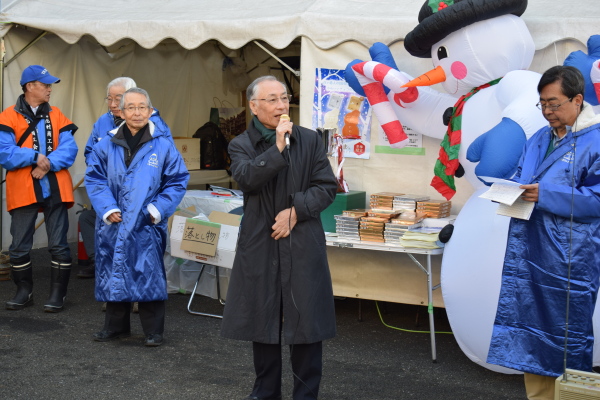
375,301,453,335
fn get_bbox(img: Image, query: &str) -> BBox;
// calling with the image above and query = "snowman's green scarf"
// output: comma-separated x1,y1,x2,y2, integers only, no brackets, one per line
431,77,502,200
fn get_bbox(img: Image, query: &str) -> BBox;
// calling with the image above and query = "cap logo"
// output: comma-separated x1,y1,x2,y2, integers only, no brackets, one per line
41,69,48,75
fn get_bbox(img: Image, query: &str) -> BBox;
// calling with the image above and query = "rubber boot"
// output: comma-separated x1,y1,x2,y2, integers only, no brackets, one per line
44,260,71,313
5,261,34,310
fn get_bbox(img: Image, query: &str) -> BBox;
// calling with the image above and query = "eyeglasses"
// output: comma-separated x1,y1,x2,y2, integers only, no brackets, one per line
34,82,52,88
251,95,292,105
536,98,572,111
105,95,123,104
123,106,150,113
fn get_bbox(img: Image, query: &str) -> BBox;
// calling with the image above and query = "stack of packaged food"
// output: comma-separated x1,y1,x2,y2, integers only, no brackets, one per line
359,216,388,242
361,208,401,243
384,213,425,245
369,192,404,210
392,194,430,212
334,209,367,241
352,192,397,242
416,199,452,218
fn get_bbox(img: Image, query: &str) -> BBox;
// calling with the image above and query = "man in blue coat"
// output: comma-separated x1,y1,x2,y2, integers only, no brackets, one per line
77,76,172,279
85,88,189,347
487,66,600,399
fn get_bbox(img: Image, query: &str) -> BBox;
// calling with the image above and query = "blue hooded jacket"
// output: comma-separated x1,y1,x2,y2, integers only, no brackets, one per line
85,120,189,302
487,104,600,376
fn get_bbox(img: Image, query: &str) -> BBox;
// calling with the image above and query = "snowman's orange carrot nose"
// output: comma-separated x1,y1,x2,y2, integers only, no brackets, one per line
402,65,446,87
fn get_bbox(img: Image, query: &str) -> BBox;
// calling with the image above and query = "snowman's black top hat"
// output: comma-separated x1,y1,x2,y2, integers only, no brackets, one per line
405,0,528,58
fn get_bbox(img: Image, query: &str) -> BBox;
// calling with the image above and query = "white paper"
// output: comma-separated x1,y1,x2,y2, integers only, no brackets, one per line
478,181,524,206
496,198,535,220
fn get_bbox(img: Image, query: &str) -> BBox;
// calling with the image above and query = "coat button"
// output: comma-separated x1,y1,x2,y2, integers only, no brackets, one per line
272,260,277,265
259,161,265,166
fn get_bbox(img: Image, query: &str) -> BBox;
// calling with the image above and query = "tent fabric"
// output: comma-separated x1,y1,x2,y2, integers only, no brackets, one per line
0,0,597,51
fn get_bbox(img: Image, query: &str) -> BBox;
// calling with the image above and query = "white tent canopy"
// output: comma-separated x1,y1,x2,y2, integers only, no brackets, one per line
1,0,597,51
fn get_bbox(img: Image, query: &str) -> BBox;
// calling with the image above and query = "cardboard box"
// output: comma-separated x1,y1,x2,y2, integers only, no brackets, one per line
321,191,366,233
169,211,240,269
173,137,201,171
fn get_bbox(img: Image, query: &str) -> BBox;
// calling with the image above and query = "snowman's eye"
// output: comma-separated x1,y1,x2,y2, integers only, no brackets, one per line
437,46,448,60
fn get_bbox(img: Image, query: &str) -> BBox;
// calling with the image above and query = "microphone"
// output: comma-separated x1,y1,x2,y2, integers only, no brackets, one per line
281,114,291,149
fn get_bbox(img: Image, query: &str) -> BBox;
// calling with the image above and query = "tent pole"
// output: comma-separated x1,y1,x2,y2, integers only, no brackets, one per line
5,30,47,67
252,40,300,77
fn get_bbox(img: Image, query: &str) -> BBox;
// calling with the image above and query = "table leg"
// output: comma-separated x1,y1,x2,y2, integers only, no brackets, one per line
427,253,437,362
187,264,224,319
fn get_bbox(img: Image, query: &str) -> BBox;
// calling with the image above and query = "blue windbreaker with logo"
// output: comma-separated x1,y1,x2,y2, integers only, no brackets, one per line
487,105,600,376
85,121,189,302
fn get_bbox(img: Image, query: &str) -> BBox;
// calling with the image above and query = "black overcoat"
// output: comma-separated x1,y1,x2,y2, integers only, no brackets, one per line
221,121,337,344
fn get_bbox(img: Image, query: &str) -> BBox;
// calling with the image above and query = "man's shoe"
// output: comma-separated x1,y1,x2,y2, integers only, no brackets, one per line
144,333,163,347
242,396,282,400
93,330,131,342
76,265,95,279
6,292,33,310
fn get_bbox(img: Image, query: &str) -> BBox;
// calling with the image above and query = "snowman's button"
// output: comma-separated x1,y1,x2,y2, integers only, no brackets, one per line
443,107,453,126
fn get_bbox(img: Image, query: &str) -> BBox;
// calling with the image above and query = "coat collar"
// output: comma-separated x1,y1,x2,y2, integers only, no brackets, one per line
111,120,155,149
532,107,600,181
572,102,600,134
15,94,51,119
247,119,267,148
109,120,156,138
247,119,296,148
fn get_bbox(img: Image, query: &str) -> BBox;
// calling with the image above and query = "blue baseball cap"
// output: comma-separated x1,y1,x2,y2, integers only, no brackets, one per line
20,65,61,86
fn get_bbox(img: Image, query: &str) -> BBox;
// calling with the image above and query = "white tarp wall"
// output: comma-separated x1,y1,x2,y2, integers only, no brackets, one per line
0,26,299,250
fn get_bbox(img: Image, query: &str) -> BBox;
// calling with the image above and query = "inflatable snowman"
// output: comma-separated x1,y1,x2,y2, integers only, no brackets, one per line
345,0,552,373
564,34,600,114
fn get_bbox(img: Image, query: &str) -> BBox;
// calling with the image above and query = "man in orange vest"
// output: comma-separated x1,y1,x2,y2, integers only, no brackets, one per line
0,65,78,312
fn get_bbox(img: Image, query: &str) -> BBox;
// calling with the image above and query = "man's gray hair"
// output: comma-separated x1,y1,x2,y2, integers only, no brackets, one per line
107,77,136,95
120,87,153,110
247,76,286,101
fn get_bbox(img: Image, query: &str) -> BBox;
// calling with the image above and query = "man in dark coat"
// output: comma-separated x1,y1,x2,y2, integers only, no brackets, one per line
221,76,337,400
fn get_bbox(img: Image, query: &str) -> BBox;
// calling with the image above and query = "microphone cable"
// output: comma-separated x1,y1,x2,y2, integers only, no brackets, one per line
562,110,579,380
283,129,319,399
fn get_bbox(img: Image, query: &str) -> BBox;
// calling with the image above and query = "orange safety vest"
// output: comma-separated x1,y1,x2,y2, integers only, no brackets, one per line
0,105,77,211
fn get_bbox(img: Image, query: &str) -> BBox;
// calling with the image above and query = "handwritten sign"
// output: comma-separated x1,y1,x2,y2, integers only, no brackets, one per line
180,219,221,256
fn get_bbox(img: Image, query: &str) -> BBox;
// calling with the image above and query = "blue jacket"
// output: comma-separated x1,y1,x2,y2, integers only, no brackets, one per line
487,105,600,376
85,121,189,302
84,108,171,164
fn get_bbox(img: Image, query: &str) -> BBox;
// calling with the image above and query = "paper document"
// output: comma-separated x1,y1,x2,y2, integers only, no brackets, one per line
478,177,524,206
478,176,534,220
496,197,535,220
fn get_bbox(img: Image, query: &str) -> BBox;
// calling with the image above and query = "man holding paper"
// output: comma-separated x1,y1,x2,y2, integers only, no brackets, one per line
85,88,188,347
487,66,600,399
